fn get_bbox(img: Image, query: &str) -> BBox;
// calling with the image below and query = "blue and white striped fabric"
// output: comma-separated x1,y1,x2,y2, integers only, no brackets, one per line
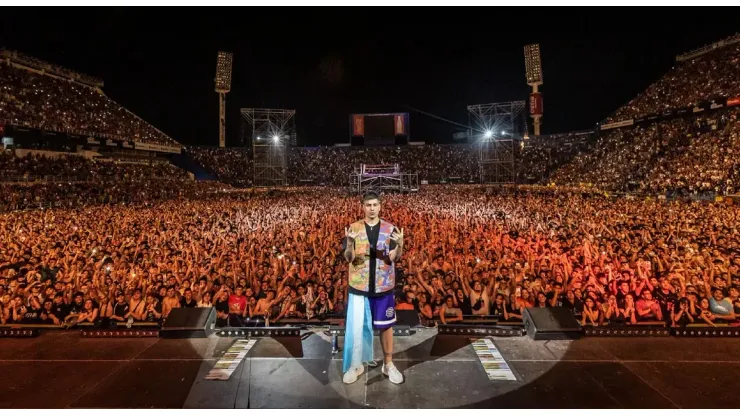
342,293,374,373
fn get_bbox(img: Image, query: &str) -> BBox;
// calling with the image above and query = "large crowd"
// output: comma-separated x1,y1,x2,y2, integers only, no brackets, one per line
0,152,189,182
517,132,593,184
185,144,481,187
3,39,740,332
551,108,740,196
0,151,219,213
605,43,740,122
1,185,738,330
184,146,253,187
0,60,178,147
186,111,739,197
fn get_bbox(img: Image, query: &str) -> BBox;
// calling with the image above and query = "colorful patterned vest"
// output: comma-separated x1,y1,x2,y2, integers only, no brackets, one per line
347,219,396,295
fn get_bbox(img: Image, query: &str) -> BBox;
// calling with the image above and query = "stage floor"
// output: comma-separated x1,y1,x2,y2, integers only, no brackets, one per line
2,328,740,408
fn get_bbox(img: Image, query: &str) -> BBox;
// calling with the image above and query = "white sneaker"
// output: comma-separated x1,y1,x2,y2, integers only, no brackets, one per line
382,363,403,384
342,365,365,384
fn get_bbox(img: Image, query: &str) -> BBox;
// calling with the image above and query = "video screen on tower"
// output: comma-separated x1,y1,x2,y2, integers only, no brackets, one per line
350,113,409,146
363,115,395,139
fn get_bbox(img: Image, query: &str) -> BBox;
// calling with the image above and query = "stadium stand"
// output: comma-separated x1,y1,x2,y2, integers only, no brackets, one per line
0,50,179,147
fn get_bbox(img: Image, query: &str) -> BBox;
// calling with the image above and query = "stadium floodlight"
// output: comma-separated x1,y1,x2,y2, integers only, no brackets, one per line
215,52,234,92
215,51,234,148
484,130,493,139
523,44,543,85
241,108,296,187
524,43,544,137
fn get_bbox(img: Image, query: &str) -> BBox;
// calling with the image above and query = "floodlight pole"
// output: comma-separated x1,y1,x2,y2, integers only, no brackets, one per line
523,44,543,137
218,93,226,148
215,51,234,148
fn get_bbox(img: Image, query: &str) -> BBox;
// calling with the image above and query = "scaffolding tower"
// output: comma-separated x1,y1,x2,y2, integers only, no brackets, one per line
240,108,296,187
467,101,526,184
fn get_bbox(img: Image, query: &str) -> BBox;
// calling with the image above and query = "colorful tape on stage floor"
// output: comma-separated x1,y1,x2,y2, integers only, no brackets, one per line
471,338,517,381
205,339,257,381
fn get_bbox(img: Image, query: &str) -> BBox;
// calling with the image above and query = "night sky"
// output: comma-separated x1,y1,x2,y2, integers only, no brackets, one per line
1,8,737,147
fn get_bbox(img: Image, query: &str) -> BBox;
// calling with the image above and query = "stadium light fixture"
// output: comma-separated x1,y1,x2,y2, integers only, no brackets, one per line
524,43,543,136
215,51,234,148
215,52,234,93
272,135,280,143
523,44,543,85
484,130,493,139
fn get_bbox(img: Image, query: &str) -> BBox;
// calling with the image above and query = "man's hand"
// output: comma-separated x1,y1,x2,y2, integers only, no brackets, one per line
390,228,404,248
344,227,360,240
344,227,359,263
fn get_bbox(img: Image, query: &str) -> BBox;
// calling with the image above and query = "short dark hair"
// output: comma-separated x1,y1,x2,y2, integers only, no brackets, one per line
362,191,380,204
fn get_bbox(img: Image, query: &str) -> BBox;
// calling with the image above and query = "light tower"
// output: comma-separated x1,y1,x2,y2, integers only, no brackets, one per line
523,43,543,137
240,108,296,187
468,101,525,184
214,51,233,148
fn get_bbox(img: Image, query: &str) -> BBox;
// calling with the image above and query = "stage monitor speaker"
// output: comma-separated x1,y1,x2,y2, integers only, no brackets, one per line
523,307,582,340
396,309,420,327
160,307,216,338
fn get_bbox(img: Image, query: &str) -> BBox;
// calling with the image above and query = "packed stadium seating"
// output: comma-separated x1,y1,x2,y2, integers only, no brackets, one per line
550,37,740,196
183,146,253,187
0,56,178,147
604,42,740,123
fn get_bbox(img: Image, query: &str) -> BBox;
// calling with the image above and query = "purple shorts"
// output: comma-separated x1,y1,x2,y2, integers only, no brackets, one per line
369,292,396,330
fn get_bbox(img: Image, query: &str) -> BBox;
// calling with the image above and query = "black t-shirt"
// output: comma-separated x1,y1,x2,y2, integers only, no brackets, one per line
561,298,584,314
21,306,41,323
69,301,84,315
344,220,397,298
490,302,506,316
673,303,692,326
145,302,162,322
41,308,58,325
458,296,473,315
654,290,677,314
113,302,130,318
546,292,564,307
296,297,307,315
615,290,630,305
215,299,229,326
505,301,520,315
180,298,197,308
52,303,69,321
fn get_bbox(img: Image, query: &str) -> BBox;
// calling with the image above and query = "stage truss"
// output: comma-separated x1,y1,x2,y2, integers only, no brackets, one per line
240,108,296,187
349,164,419,195
467,101,526,184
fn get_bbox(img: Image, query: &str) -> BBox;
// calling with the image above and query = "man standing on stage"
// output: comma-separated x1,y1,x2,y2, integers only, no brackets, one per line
342,190,404,384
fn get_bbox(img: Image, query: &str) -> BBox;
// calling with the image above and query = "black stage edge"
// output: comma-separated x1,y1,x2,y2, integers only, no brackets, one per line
3,329,740,408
